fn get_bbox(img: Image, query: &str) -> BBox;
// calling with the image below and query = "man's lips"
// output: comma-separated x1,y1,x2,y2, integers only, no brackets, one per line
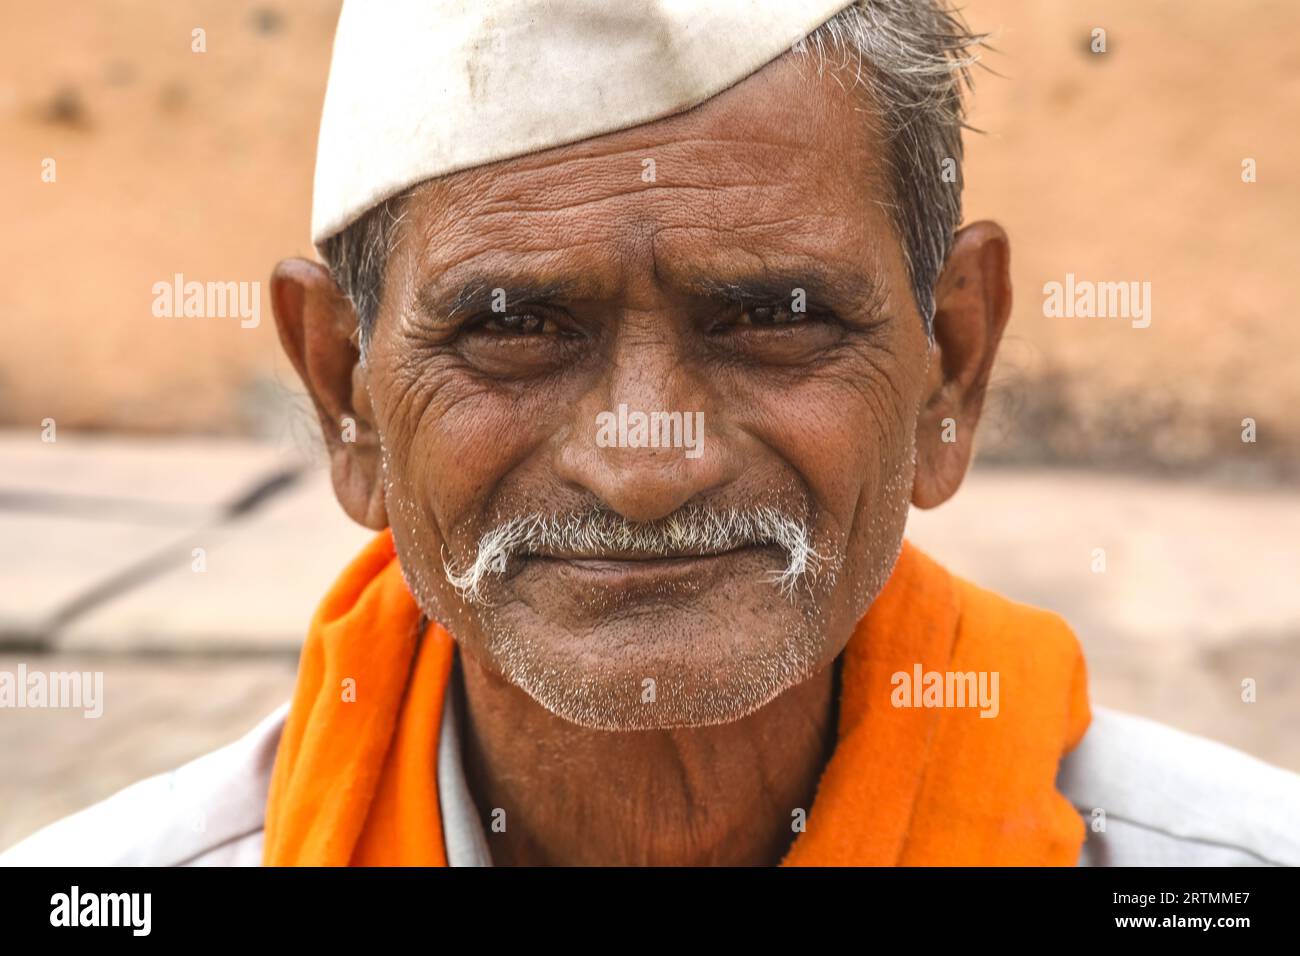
516,543,775,586
523,543,762,564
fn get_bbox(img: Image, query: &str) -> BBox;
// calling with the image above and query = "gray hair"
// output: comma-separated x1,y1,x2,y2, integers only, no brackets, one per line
443,504,824,604
321,0,983,354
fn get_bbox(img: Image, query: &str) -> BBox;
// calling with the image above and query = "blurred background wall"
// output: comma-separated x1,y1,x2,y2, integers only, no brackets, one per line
2,0,1297,849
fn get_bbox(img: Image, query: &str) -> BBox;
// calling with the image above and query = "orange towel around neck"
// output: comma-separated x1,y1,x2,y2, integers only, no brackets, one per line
263,530,1090,866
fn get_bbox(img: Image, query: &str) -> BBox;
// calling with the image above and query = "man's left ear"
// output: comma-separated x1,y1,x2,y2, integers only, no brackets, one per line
912,221,1012,509
270,258,389,529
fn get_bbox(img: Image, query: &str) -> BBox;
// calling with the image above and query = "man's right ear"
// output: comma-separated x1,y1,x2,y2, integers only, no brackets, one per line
270,258,388,530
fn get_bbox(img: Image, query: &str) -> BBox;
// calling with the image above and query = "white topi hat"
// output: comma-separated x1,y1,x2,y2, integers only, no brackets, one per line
310,0,855,250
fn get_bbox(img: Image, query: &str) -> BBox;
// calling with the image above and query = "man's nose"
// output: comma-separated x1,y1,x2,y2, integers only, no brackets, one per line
552,337,740,524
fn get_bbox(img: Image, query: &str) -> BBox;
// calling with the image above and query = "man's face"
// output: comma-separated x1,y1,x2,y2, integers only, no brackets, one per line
352,55,933,730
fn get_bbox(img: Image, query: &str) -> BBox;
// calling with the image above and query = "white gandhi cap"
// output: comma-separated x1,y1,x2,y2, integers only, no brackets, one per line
310,0,856,250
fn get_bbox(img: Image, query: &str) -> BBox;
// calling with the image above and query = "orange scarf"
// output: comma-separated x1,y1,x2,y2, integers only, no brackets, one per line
264,530,1090,866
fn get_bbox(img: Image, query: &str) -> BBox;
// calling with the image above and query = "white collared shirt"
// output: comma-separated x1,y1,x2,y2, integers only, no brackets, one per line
4,656,1299,867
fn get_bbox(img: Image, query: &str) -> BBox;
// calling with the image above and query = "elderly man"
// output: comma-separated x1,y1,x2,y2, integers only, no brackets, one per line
5,0,1299,868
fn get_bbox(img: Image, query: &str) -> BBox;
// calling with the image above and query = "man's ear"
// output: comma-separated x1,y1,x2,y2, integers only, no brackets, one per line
271,258,388,529
912,221,1012,509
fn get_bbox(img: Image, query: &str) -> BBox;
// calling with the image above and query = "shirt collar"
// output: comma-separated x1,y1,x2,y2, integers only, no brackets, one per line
437,644,493,866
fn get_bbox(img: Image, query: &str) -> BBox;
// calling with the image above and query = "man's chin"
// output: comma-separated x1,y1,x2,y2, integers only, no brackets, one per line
471,574,833,731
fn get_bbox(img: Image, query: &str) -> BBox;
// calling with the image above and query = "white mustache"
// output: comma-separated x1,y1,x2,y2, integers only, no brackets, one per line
443,506,824,604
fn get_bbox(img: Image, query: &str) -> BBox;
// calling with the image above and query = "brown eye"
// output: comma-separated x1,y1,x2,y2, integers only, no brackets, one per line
740,302,807,327
484,312,553,334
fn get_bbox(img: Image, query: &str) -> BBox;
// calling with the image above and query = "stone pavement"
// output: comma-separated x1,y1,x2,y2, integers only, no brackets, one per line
2,430,1297,851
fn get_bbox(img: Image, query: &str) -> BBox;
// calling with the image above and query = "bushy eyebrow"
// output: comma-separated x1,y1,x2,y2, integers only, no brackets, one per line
416,277,583,324
683,269,890,316
414,265,890,324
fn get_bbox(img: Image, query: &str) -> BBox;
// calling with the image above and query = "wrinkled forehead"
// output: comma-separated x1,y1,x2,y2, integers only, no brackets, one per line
389,56,897,302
